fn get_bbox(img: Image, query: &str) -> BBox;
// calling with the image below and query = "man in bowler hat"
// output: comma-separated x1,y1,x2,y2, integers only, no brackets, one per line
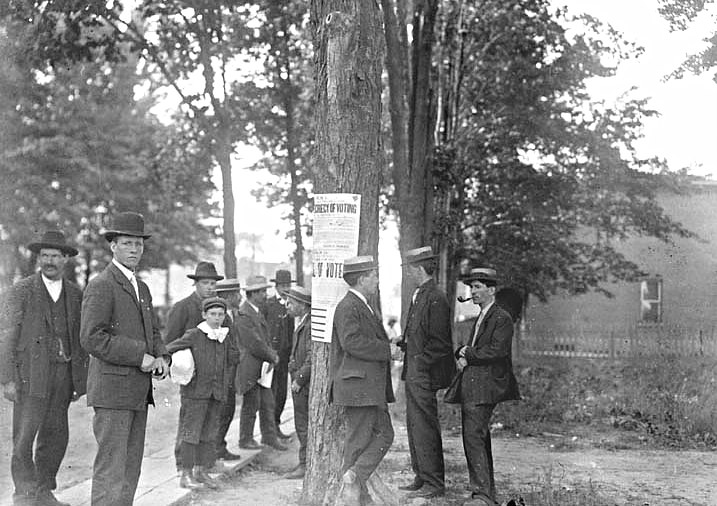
330,256,395,505
397,246,456,499
80,212,171,506
263,269,295,438
0,230,88,506
457,268,519,505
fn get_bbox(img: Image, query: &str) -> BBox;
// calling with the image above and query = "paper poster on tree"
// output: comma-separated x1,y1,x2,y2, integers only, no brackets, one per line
311,193,361,342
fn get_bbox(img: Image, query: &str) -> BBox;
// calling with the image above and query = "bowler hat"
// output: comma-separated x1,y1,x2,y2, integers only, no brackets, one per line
270,269,295,284
187,261,224,281
286,286,312,306
202,296,227,312
244,275,272,292
343,255,377,274
27,230,78,257
104,212,151,241
402,246,438,265
215,278,242,292
462,267,498,285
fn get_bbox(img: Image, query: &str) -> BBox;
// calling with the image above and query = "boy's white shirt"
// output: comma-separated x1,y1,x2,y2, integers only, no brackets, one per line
197,321,229,343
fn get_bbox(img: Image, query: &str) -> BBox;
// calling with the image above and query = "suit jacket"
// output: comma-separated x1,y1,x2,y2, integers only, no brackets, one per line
166,326,240,401
236,300,277,395
459,303,519,405
288,314,312,390
263,295,294,360
400,279,456,390
329,291,395,407
163,292,203,344
0,273,88,397
80,263,168,410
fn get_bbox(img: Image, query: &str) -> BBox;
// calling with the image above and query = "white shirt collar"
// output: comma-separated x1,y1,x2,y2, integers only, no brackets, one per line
112,258,135,281
41,274,62,302
479,300,494,315
247,300,260,314
349,288,374,314
197,321,229,343
41,273,62,287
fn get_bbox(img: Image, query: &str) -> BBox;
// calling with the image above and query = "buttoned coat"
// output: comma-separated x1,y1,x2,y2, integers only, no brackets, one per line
0,273,88,397
166,326,240,402
163,292,203,344
400,279,456,390
80,263,167,410
236,300,277,395
264,295,294,359
330,291,395,407
288,314,312,389
459,304,519,405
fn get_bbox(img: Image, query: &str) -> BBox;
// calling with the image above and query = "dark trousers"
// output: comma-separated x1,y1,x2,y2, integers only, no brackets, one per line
342,405,394,483
239,384,276,444
271,357,289,426
405,379,445,490
91,407,148,506
215,364,237,455
11,362,72,495
179,397,222,469
292,388,309,465
461,403,496,501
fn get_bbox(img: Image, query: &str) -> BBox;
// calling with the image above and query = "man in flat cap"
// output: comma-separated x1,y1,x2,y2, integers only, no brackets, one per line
164,261,224,469
264,269,295,439
457,268,519,506
330,256,394,505
0,230,87,506
80,211,170,506
397,246,456,499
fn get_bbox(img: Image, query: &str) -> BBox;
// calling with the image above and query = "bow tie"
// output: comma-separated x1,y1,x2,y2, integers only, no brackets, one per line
197,321,229,343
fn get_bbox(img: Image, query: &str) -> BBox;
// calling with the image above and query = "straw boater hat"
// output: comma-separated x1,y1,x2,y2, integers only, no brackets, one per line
103,212,151,241
187,261,223,281
202,296,227,312
270,269,296,284
462,267,498,285
244,275,272,292
342,255,377,274
401,246,437,265
285,286,312,306
27,230,78,257
215,278,241,292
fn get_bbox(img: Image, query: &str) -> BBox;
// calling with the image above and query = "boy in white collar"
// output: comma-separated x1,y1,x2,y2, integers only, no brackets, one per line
166,297,240,490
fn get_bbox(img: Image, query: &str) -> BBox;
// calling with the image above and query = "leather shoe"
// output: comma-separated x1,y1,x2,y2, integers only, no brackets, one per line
238,439,262,450
179,470,205,490
263,439,288,451
398,478,424,491
193,466,221,490
35,488,70,506
408,486,445,499
217,449,241,461
284,464,305,479
338,469,361,505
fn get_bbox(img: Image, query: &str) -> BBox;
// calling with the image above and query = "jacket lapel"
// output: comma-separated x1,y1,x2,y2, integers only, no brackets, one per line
473,304,497,346
109,263,140,308
348,291,387,340
33,273,53,329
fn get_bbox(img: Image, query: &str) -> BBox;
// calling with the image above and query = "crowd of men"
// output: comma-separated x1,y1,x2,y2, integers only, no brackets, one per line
0,211,520,506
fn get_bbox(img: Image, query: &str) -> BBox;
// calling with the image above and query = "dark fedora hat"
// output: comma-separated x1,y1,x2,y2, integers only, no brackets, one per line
27,230,78,257
343,255,377,274
187,261,224,281
286,285,311,306
462,267,498,285
104,212,151,241
202,296,227,312
401,246,438,265
215,278,241,292
270,269,296,284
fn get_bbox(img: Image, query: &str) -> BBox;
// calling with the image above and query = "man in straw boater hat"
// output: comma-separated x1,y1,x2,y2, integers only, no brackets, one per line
164,261,224,470
283,285,312,479
330,256,395,505
456,267,519,506
0,230,87,506
397,246,456,499
235,275,286,451
80,211,171,506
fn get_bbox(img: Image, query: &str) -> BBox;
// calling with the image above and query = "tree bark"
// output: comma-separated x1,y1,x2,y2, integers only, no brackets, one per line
304,1,384,504
217,132,237,278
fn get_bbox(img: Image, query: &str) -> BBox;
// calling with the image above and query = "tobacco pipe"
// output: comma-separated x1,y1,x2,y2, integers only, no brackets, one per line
457,296,471,303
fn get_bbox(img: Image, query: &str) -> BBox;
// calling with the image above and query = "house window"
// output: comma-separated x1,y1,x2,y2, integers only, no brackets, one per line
640,277,662,323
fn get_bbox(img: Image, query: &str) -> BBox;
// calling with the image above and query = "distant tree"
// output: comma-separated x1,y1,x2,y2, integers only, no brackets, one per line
658,0,717,79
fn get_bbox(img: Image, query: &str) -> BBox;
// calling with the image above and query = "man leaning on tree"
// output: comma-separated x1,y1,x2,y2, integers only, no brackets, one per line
0,230,88,506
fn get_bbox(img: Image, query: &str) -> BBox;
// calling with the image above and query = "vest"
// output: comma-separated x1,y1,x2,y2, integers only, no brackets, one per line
44,287,72,363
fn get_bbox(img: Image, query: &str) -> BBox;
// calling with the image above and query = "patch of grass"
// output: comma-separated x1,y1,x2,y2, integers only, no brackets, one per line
502,467,619,506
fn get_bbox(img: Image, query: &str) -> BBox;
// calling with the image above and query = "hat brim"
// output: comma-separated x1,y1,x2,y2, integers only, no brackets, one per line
461,275,497,285
188,274,224,281
270,278,296,283
286,293,311,305
401,254,438,266
244,283,272,292
104,230,152,241
215,285,242,292
27,242,79,257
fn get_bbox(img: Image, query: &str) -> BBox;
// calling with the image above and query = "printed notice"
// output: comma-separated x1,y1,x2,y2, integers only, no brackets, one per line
311,193,361,342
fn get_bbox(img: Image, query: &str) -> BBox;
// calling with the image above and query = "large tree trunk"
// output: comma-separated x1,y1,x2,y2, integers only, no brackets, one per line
217,133,237,278
304,1,384,504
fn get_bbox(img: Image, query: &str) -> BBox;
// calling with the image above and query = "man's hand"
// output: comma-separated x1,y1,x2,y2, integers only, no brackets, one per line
151,357,170,380
272,352,280,365
2,381,17,402
140,353,156,373
457,357,468,372
291,380,302,393
457,345,468,358
71,391,84,402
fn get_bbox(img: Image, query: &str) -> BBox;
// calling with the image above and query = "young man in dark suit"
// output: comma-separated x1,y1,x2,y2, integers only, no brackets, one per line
80,212,170,506
397,246,455,499
0,230,88,506
330,256,395,505
457,267,519,506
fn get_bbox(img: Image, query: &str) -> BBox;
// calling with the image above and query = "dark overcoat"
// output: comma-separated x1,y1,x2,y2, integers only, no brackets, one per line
264,295,294,359
329,291,395,407
163,292,203,344
0,273,88,397
288,314,312,389
401,279,456,390
80,263,167,410
235,300,276,395
459,304,520,405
